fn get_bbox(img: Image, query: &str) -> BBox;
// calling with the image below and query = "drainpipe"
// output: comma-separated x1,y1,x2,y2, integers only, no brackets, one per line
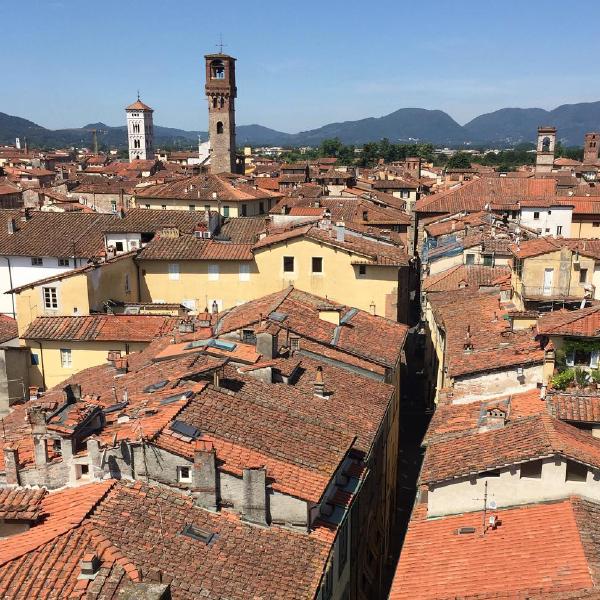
0,256,16,318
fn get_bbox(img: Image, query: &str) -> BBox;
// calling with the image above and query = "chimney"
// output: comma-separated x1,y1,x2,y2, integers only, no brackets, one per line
107,350,121,366
3,446,20,485
27,406,47,435
116,583,171,599
335,221,345,242
242,468,268,525
86,438,101,480
7,219,16,235
79,553,100,580
314,366,325,397
256,329,278,359
178,319,195,334
63,383,81,404
113,357,128,375
212,369,220,388
20,208,32,222
28,386,40,400
193,443,218,511
484,406,507,429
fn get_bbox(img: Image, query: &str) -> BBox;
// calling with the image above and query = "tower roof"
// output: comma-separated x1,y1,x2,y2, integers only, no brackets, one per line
126,99,153,111
204,53,236,60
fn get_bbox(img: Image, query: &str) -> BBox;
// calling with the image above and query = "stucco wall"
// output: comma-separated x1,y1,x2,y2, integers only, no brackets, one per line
428,456,600,517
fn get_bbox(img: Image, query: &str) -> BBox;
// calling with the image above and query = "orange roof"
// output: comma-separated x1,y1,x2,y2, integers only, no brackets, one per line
125,99,153,111
538,305,600,337
390,498,599,599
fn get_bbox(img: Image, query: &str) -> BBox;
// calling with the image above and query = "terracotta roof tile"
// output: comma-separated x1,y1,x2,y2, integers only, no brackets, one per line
390,498,598,600
23,314,177,342
422,264,511,292
538,305,600,337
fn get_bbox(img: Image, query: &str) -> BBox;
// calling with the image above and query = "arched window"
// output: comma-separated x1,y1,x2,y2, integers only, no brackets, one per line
219,97,225,109
212,97,218,109
542,136,551,152
211,60,225,80
216,121,224,134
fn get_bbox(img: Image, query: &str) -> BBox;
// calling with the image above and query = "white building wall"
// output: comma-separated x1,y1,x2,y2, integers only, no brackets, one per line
520,206,572,237
428,456,600,517
0,255,84,317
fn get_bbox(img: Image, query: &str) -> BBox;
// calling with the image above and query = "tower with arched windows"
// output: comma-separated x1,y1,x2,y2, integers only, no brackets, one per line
535,126,556,174
126,97,154,162
205,52,237,174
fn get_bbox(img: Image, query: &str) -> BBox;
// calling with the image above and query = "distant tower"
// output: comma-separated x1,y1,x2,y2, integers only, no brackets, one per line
205,52,237,174
126,96,154,162
535,126,556,174
584,132,600,164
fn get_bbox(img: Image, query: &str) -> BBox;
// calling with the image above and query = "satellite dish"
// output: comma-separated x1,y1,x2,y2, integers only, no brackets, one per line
489,500,497,510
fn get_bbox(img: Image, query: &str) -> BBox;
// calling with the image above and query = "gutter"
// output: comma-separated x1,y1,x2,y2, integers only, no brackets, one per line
0,256,16,318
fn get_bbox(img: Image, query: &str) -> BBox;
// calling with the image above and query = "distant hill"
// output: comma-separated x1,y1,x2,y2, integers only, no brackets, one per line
463,102,600,145
1,101,600,149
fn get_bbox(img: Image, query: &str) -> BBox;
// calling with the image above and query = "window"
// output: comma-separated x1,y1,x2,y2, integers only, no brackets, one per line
483,254,493,267
208,264,219,281
216,121,224,134
124,273,131,293
144,204,150,209
556,225,562,235
222,205,230,217
593,222,600,228
239,264,250,282
533,211,540,220
168,263,180,281
465,253,475,265
312,257,323,273
401,190,410,199
580,268,588,284
177,466,192,483
283,256,294,272
60,348,72,368
31,257,43,266
290,337,300,352
566,460,588,482
58,258,69,267
188,204,196,211
242,329,256,344
161,205,167,210
111,200,117,213
241,204,247,217
259,201,264,214
358,264,367,277
43,287,58,310
115,241,124,252
211,60,225,79
520,460,543,479
31,353,39,366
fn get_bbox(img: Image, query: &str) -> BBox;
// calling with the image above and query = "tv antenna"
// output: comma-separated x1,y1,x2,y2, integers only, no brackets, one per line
473,480,497,535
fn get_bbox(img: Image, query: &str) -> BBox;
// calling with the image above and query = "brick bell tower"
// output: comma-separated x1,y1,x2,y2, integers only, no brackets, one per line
205,52,237,174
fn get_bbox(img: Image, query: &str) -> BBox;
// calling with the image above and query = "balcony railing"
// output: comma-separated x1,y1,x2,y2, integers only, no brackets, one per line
520,284,590,300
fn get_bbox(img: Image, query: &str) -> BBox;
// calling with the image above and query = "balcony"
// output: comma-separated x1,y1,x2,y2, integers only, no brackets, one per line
519,284,591,301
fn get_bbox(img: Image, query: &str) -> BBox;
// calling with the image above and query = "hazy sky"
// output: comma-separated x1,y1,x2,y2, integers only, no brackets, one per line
3,0,600,133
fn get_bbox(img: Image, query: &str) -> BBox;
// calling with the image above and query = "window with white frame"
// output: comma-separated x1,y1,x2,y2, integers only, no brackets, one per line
168,263,180,280
60,348,72,368
208,264,219,281
177,466,192,483
239,264,250,281
43,287,58,310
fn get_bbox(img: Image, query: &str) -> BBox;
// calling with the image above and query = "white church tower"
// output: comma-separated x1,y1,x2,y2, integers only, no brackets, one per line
126,95,154,162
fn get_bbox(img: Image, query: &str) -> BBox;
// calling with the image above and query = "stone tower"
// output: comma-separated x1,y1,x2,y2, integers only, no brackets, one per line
584,132,600,164
126,96,154,162
535,126,556,174
205,53,237,174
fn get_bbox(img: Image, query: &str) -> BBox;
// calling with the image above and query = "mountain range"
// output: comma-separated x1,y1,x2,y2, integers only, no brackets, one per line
2,101,600,149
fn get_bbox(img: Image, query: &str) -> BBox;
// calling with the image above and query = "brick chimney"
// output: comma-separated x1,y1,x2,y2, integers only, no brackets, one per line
193,442,217,511
3,446,20,485
242,468,268,525
314,366,325,397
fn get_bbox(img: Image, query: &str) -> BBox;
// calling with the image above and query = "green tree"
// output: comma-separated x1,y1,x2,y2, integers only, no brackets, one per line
446,152,472,169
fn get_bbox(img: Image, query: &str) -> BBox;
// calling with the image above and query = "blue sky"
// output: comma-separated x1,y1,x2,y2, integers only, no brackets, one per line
3,0,600,133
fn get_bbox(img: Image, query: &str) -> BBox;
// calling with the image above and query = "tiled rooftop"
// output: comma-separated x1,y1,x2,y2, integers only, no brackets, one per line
390,498,600,599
